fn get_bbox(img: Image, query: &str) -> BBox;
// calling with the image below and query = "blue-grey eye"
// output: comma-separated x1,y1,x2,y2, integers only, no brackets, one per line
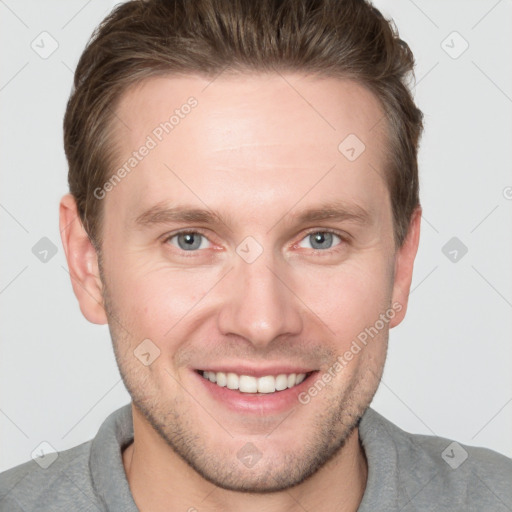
169,232,210,251
298,231,341,250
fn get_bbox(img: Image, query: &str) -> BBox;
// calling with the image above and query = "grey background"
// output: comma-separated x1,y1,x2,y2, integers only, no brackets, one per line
1,0,511,472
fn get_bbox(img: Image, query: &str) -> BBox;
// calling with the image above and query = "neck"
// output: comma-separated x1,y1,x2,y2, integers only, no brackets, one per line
123,404,368,512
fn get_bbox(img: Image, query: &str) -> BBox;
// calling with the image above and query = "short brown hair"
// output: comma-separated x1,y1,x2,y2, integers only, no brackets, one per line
63,0,423,250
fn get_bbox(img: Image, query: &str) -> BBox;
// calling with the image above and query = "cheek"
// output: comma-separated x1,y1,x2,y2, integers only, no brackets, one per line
106,243,393,346
297,259,393,337
109,263,214,338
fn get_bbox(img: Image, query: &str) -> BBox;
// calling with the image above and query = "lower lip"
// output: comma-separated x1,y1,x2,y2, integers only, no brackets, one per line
193,370,318,415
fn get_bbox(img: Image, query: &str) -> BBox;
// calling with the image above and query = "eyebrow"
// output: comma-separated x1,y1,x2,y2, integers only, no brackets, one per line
133,201,372,230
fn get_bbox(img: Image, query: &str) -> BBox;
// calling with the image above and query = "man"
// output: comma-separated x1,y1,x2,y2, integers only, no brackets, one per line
1,0,511,510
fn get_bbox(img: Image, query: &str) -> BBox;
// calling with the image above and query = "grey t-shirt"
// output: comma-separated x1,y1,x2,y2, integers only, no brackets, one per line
1,403,511,511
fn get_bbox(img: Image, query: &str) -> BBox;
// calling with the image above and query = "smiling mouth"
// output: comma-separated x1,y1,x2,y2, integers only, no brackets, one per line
196,370,315,394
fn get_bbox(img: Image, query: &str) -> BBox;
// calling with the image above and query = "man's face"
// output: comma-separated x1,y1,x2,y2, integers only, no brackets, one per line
96,73,411,492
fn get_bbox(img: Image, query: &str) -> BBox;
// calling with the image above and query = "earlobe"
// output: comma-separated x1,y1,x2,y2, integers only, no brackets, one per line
389,206,422,328
59,193,108,325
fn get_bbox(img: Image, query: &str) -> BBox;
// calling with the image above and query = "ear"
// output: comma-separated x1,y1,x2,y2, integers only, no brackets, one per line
59,193,108,325
389,206,422,328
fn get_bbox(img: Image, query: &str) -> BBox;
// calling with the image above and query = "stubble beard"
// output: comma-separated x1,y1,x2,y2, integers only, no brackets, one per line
99,266,385,493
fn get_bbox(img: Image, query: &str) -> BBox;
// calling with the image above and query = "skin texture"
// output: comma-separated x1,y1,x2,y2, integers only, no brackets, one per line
60,72,421,512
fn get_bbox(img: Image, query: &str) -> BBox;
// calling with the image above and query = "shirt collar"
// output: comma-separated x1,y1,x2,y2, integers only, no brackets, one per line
90,403,138,511
357,406,403,511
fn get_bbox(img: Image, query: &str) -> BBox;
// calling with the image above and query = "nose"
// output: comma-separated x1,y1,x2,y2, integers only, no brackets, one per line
217,249,303,349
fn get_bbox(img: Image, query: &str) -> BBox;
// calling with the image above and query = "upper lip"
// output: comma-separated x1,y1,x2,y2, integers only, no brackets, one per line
194,364,316,378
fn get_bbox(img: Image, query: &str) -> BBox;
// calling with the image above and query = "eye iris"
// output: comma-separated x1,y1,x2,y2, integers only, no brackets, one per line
173,232,336,251
177,233,201,250
311,232,333,250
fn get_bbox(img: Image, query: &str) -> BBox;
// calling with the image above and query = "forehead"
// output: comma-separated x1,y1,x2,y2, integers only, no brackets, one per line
115,72,386,152
107,72,389,229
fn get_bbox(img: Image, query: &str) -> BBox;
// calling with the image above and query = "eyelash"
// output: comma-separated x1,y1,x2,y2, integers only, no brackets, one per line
162,228,349,256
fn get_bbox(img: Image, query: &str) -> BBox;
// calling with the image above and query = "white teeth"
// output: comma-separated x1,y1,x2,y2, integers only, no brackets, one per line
226,372,239,390
275,374,289,391
201,370,308,394
216,372,227,387
239,375,258,393
257,375,275,393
